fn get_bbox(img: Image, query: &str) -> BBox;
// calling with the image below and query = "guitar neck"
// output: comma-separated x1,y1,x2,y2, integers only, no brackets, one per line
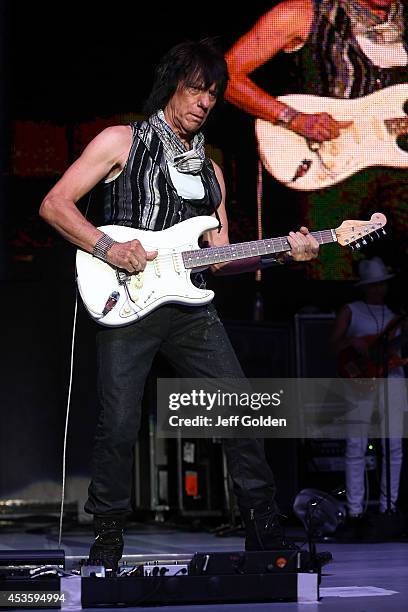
182,229,337,269
385,116,408,136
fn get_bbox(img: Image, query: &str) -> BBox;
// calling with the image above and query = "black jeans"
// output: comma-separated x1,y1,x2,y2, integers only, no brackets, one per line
84,304,277,516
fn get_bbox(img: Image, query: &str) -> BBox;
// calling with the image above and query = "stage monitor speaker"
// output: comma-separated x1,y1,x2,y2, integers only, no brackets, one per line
224,320,294,378
294,312,346,440
294,313,337,378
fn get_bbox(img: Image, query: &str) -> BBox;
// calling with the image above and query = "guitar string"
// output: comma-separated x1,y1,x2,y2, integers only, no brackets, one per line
123,228,358,271
115,226,379,276
125,230,337,270
120,224,380,269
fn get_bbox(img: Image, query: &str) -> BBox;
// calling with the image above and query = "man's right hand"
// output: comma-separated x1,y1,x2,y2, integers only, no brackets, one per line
106,240,158,273
289,112,353,142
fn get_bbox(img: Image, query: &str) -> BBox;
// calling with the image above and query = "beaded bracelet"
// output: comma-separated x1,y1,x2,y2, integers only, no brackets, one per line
275,105,301,128
92,233,116,262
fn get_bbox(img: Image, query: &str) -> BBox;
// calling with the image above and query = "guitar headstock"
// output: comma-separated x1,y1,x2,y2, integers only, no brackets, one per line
335,213,387,249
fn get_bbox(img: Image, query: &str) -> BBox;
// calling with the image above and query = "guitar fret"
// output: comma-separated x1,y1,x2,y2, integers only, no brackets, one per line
185,222,351,268
182,230,340,268
183,235,316,268
317,230,334,244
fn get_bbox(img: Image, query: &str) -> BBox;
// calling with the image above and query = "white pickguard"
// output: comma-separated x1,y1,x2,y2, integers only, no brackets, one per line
255,84,408,191
76,217,217,327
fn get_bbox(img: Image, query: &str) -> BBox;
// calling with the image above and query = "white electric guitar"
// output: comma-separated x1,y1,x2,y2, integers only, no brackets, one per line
255,84,408,191
76,213,387,327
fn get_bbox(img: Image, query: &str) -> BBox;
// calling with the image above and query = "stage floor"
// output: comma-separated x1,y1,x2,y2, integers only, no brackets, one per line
1,522,408,611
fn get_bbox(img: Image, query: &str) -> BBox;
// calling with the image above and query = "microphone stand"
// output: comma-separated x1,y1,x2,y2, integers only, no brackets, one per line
303,495,336,573
378,331,392,514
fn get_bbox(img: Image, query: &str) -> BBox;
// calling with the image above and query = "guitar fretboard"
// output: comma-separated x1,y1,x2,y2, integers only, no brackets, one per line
385,117,408,136
182,230,336,269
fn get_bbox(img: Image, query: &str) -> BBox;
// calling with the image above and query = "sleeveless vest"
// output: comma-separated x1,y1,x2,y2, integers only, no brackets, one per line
291,0,408,98
93,121,222,231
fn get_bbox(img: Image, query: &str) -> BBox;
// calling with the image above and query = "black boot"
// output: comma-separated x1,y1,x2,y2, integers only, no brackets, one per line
88,515,125,574
242,504,295,551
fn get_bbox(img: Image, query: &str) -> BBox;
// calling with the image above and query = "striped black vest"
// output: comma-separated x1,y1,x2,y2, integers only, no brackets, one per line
291,0,408,98
95,121,222,231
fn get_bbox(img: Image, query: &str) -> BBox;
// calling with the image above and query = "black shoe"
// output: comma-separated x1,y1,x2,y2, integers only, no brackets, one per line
88,515,125,574
242,504,296,551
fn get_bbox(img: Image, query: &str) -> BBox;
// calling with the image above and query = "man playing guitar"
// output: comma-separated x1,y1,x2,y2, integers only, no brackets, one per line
225,0,408,279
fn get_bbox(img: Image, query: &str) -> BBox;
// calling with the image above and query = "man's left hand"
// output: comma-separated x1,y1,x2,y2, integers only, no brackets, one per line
286,226,319,261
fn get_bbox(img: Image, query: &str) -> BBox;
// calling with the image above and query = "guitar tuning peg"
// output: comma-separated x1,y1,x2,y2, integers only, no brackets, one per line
350,244,355,251
355,241,361,249
369,235,374,241
382,228,387,235
362,239,367,245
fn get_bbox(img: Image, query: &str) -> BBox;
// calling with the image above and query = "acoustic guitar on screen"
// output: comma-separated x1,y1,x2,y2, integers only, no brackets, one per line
255,84,408,191
76,213,387,328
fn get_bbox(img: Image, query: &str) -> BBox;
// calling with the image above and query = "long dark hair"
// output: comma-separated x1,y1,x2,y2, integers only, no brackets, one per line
144,38,229,116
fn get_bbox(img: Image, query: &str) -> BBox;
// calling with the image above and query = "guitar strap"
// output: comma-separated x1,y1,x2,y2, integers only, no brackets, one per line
211,199,222,234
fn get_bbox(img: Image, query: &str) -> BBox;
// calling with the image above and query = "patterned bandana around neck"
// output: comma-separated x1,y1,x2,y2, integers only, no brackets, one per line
148,110,206,175
344,1,404,44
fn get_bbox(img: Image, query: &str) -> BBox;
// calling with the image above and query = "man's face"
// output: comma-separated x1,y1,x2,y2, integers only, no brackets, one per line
164,81,218,138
